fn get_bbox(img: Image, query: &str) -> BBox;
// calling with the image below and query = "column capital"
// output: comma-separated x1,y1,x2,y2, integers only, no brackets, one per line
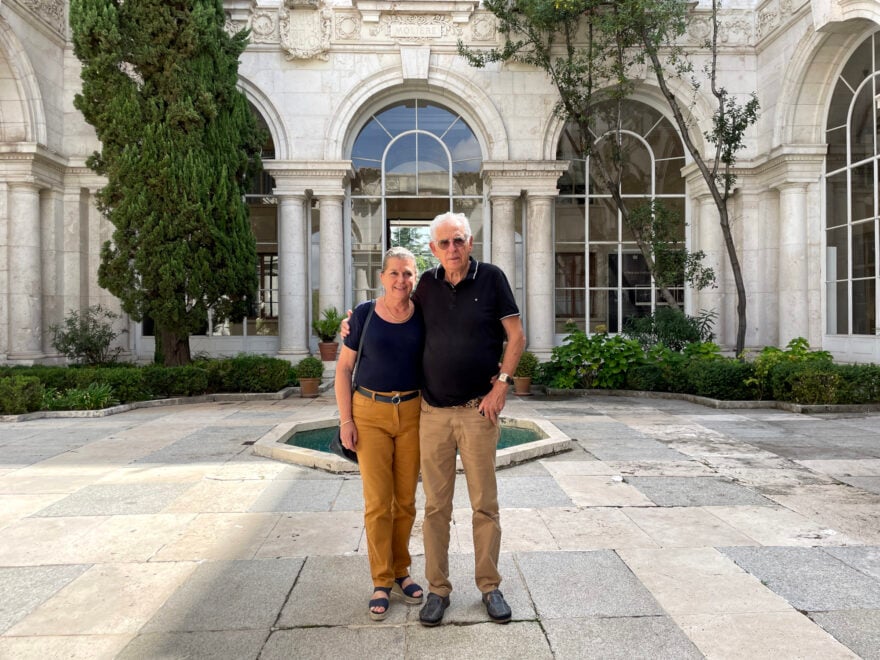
482,160,570,197
265,160,354,196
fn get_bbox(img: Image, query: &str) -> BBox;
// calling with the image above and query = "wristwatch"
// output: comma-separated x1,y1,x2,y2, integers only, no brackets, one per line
497,372,510,384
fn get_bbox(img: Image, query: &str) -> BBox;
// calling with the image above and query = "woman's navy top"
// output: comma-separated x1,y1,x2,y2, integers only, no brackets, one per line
343,300,424,392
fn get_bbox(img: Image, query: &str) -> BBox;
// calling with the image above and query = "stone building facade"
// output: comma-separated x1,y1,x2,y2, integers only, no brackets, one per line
1,0,879,364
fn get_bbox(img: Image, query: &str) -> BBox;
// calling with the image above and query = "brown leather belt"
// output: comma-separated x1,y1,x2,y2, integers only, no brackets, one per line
355,386,420,404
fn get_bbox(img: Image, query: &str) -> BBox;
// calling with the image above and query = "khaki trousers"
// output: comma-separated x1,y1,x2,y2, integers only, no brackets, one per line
352,391,421,588
419,400,501,596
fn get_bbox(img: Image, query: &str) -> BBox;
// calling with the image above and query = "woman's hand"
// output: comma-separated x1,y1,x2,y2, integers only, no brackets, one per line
340,421,358,452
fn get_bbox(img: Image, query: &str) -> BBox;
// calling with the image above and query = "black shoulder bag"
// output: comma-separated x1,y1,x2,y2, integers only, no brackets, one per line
329,301,375,463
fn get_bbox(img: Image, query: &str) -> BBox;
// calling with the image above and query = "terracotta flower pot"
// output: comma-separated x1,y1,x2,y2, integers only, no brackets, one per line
299,377,321,398
512,376,532,396
318,341,339,361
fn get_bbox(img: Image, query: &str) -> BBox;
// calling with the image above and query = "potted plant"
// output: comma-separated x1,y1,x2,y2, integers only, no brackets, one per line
513,350,539,396
312,307,343,361
295,356,325,397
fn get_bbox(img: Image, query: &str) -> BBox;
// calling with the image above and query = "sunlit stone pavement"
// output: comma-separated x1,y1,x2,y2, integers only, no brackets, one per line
2,392,880,659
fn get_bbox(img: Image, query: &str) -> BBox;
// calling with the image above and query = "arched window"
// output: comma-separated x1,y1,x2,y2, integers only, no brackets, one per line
555,100,686,334
825,32,879,336
349,99,483,302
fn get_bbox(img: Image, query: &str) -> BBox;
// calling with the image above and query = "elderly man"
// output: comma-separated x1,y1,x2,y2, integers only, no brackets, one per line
414,212,525,626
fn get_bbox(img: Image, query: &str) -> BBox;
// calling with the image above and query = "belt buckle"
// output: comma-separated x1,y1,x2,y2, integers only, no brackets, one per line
390,393,402,404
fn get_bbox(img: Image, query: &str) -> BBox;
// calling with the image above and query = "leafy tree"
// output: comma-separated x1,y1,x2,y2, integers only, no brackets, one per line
70,0,263,365
461,0,758,354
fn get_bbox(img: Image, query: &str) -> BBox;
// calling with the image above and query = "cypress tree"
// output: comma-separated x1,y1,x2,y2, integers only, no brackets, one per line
71,0,262,365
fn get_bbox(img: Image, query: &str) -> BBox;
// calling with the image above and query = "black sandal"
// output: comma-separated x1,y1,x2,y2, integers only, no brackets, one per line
391,576,424,604
369,586,391,621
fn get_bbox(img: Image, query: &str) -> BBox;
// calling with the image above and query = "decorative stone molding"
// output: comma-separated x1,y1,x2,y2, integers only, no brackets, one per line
335,13,362,40
755,0,806,42
370,14,462,42
279,0,332,60
250,11,279,43
354,1,478,24
10,0,65,36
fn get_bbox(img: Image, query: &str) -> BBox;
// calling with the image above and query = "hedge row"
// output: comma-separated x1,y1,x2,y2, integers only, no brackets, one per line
0,354,296,414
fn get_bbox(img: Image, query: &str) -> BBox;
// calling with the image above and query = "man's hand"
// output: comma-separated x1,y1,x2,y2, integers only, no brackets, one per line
339,309,353,339
479,378,509,425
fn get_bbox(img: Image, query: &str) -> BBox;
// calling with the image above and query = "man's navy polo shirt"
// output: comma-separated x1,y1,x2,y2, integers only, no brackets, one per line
413,257,520,407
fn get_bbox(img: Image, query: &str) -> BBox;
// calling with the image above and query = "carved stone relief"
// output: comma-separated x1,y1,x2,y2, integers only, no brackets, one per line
279,0,332,60
470,14,497,42
16,0,65,35
251,11,279,43
335,13,362,40
370,15,462,43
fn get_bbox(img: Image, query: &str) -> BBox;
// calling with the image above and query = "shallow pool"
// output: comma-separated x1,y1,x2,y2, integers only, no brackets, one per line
285,424,544,453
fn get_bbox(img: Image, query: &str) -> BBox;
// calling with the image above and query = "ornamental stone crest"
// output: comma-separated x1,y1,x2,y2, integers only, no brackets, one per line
279,0,332,61
250,11,279,43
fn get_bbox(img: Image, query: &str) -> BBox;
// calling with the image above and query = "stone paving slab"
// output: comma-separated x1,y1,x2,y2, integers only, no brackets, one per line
705,505,857,546
118,630,268,660
6,562,198,636
625,476,773,507
261,626,407,660
675,611,859,659
516,550,663,619
619,547,792,615
809,610,880,660
0,564,90,633
140,558,303,632
837,475,880,495
543,616,703,659
719,546,880,610
151,512,281,561
248,479,344,512
32,483,192,517
538,506,660,550
622,507,758,547
0,634,134,660
823,545,880,581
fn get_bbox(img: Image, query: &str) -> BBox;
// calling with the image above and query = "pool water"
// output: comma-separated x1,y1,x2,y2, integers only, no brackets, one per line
286,425,542,453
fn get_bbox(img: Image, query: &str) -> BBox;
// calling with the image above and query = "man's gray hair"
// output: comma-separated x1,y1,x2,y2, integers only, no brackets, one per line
381,246,417,273
429,212,472,241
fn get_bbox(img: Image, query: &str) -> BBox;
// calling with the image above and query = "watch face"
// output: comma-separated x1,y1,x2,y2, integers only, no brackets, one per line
498,373,510,383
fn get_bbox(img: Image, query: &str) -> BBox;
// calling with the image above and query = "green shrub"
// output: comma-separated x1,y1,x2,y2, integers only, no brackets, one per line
48,305,125,365
312,307,344,342
514,350,539,378
686,359,757,400
623,307,716,351
142,365,210,398
295,356,325,380
746,337,833,400
835,364,880,404
222,354,291,392
72,367,149,403
542,327,643,389
43,382,117,411
0,376,44,414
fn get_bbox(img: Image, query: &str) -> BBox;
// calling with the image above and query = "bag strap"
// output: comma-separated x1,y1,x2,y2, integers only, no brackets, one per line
351,300,375,390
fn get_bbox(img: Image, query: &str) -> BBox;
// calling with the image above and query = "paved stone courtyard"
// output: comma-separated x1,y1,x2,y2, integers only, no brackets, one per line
1,392,880,659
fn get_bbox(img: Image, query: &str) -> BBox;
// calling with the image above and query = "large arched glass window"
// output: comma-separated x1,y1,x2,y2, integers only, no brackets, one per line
825,32,879,336
350,100,483,302
555,100,686,334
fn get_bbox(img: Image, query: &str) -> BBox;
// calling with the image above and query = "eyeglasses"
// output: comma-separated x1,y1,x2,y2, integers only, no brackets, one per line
435,236,469,250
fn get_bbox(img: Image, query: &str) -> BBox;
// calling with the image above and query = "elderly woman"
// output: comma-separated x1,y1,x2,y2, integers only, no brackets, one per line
334,246,425,620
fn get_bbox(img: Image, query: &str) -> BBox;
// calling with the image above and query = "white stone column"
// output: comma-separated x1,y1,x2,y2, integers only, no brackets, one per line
490,195,517,285
317,194,345,315
777,182,809,345
695,194,728,346
277,193,310,359
8,182,44,360
61,187,83,314
525,195,556,358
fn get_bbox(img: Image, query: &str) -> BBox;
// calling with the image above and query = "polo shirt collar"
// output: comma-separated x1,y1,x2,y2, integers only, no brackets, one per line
433,257,479,282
